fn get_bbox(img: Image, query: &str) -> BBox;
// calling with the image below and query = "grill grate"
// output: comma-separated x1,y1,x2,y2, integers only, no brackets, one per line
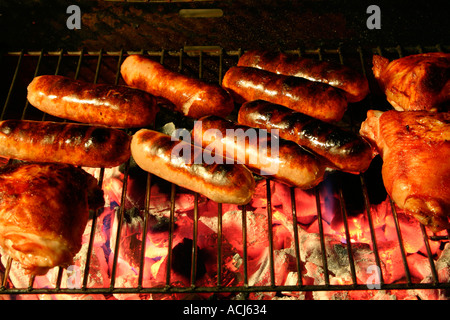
0,45,449,299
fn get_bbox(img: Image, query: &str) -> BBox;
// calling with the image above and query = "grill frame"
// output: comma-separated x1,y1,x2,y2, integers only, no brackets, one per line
0,45,449,299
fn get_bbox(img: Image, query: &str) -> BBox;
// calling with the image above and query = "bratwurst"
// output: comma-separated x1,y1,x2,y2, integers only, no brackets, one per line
0,120,131,168
238,100,374,173
120,55,235,119
222,66,347,122
27,75,159,128
237,50,370,103
131,129,255,205
192,115,325,189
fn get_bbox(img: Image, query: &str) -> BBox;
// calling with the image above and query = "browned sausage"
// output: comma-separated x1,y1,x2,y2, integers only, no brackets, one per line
192,115,325,189
131,129,255,204
0,120,131,167
120,55,235,119
237,50,370,103
27,75,159,128
237,100,374,173
222,66,347,123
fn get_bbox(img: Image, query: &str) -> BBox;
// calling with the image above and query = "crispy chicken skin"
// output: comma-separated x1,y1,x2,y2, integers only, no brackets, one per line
372,53,450,112
0,162,104,275
360,110,450,232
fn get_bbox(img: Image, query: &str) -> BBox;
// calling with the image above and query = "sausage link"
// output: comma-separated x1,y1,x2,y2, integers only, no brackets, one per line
120,55,235,119
27,75,159,128
192,115,325,189
237,100,374,173
237,50,370,103
131,129,255,204
222,66,347,123
0,120,131,167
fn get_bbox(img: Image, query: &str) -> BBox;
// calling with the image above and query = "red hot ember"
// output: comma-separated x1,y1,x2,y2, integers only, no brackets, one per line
1,166,449,300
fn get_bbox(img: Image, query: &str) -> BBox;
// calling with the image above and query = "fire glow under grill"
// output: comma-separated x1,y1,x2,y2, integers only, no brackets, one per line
0,46,449,300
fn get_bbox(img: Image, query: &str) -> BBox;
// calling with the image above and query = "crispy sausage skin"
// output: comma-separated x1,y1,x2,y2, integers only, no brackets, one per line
120,55,235,119
237,50,370,103
0,120,131,167
237,100,374,173
222,66,347,123
131,129,255,205
27,75,159,128
192,115,325,189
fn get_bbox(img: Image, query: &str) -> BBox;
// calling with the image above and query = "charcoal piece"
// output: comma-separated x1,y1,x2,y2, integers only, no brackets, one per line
171,238,206,280
148,215,174,233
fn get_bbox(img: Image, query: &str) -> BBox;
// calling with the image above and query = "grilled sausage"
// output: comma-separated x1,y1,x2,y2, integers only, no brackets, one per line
237,100,374,173
0,120,131,168
120,55,235,119
131,129,255,204
27,75,159,128
237,50,370,103
222,66,347,123
192,115,325,189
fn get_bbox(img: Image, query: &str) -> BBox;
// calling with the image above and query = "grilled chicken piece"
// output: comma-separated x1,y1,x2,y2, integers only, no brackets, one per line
372,52,450,112
0,162,104,275
360,110,450,232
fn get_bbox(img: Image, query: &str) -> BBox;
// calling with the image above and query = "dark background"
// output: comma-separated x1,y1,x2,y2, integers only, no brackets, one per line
0,0,448,52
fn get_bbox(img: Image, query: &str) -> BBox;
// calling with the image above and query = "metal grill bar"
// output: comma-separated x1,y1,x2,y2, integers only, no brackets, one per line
265,180,276,287
389,197,413,285
83,168,106,290
190,192,199,287
315,187,330,286
21,50,43,120
290,187,303,286
360,174,385,286
0,46,449,299
421,224,440,285
166,183,177,288
241,204,249,287
338,186,358,286
110,160,130,289
138,172,152,289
